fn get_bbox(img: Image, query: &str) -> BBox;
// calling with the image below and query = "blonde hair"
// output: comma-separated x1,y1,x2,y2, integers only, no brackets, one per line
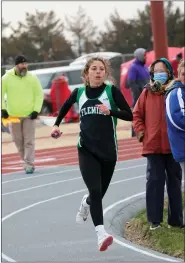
166,59,184,90
178,59,184,77
81,57,115,86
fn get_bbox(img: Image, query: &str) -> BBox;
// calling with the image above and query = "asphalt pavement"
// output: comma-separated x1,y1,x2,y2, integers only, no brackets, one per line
2,158,182,263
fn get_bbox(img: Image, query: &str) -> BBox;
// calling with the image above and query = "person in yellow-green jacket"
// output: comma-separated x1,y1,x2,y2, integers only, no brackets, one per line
2,55,44,174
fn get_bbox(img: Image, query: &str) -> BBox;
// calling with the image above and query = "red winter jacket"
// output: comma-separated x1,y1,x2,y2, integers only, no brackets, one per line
50,76,74,122
132,88,171,156
50,77,71,113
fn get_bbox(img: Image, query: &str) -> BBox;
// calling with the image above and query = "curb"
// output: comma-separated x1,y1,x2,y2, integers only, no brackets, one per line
104,194,183,262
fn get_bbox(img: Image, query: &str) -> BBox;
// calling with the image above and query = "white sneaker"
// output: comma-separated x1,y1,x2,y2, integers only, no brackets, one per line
76,194,90,224
98,233,113,252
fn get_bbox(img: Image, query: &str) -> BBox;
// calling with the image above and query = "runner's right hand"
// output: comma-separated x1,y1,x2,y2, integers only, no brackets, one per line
51,125,62,139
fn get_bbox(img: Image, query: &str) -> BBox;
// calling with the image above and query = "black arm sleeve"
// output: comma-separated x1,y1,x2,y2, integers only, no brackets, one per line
54,88,78,126
110,86,133,121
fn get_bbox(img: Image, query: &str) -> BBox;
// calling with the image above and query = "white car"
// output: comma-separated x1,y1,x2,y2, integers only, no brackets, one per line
30,64,84,95
70,52,123,89
70,52,123,66
30,65,84,114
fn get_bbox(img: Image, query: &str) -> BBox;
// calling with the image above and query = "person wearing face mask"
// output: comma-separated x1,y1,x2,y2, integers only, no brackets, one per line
165,60,185,176
132,58,183,230
1,55,44,174
127,48,150,136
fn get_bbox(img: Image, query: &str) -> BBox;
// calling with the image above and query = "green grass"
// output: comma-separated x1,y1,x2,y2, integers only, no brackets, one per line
124,193,184,259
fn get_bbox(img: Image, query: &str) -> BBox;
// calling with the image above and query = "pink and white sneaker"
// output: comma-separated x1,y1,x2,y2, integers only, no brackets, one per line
98,233,113,252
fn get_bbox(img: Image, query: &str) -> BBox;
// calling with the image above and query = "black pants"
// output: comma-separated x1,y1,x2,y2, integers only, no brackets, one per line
78,147,116,227
146,154,183,226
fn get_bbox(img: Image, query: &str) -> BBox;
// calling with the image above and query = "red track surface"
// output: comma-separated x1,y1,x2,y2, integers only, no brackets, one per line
2,138,142,174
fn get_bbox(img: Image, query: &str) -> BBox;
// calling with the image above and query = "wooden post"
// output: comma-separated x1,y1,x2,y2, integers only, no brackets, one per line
150,0,168,59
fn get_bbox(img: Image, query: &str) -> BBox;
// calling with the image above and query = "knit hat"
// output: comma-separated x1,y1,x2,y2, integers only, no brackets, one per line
134,48,146,62
15,55,28,65
150,57,174,81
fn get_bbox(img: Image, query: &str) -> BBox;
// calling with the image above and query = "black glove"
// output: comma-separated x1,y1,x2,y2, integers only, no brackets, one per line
30,111,38,120
1,109,9,119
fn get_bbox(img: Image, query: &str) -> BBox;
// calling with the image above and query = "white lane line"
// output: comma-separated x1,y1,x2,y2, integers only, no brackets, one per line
2,173,145,196
3,167,23,170
2,160,79,172
2,188,87,262
103,193,181,262
2,175,145,262
2,151,142,172
4,148,142,167
4,158,56,165
4,165,63,171
110,175,145,185
2,175,179,262
2,168,79,184
2,165,61,176
2,140,140,161
2,163,146,185
2,176,81,196
2,157,145,177
1,253,16,262
3,144,141,164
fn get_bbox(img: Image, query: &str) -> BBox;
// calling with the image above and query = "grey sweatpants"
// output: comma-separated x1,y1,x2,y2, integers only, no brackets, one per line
9,118,36,169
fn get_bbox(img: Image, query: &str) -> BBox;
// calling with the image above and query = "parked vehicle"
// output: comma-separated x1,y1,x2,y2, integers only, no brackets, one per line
70,52,123,89
30,64,84,114
30,52,123,114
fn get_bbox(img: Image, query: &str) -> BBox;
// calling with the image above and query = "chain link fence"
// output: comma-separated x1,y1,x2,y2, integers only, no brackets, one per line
1,53,134,76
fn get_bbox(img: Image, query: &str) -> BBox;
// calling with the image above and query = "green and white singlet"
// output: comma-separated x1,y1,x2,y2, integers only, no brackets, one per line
76,85,118,161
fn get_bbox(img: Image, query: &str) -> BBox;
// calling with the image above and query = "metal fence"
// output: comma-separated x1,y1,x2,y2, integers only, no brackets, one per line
1,59,74,76
1,53,134,76
122,53,134,62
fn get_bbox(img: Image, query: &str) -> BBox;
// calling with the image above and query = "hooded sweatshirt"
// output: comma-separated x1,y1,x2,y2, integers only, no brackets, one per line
2,68,44,117
127,48,150,106
165,80,185,162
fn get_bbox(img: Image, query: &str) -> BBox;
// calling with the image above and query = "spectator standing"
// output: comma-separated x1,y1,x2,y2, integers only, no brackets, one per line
166,59,185,175
127,48,150,136
133,58,183,230
1,55,44,174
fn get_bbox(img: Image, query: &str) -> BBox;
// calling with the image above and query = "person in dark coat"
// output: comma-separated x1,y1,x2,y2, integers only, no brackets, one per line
127,48,150,136
133,58,183,230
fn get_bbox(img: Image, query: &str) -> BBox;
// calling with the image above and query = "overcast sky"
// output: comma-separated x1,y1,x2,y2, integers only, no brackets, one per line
2,1,184,39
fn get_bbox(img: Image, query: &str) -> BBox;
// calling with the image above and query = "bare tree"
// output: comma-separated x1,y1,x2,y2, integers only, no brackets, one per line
10,10,74,61
65,6,98,56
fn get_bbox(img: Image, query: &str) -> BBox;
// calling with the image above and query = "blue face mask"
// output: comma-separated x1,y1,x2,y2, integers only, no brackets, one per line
153,72,168,84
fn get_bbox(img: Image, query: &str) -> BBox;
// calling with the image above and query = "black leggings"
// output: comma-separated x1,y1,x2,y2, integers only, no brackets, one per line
78,147,116,227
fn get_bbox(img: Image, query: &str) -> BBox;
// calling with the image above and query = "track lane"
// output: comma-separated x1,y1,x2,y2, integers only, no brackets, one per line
2,138,142,174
